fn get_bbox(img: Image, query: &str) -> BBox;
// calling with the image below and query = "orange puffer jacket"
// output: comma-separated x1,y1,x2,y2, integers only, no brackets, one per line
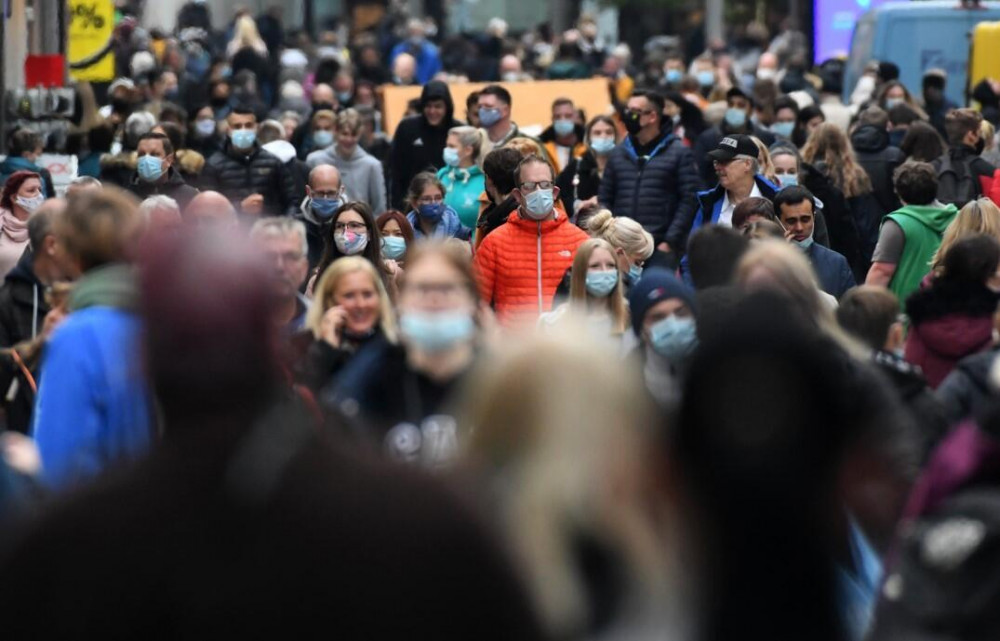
474,210,590,327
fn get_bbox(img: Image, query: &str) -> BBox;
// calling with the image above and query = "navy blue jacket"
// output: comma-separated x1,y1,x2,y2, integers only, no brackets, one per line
598,132,701,248
805,242,855,299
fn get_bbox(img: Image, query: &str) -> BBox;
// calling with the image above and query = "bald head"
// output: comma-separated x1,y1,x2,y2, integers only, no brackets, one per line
499,55,522,75
393,54,417,84
312,84,335,108
308,164,343,193
184,191,239,228
758,52,779,73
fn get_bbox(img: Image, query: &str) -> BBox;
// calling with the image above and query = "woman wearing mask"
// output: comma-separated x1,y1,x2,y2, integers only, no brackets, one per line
539,239,634,349
437,126,487,229
0,172,44,278
405,173,471,241
876,81,927,119
297,256,398,392
905,234,1000,388
556,116,617,222
802,123,884,264
325,242,484,463
586,210,654,290
311,202,395,296
188,105,223,159
376,210,415,266
627,268,699,408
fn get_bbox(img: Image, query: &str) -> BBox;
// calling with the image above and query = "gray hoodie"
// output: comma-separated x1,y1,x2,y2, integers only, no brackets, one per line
306,144,386,214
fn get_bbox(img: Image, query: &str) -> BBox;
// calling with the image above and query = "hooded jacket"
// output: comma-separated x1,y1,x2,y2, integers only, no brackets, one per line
884,203,959,305
0,253,50,434
598,131,701,248
905,282,1000,389
850,124,905,215
127,165,199,210
306,144,387,215
32,264,154,491
98,151,138,189
294,198,334,270
437,164,485,229
474,209,589,327
0,156,56,198
389,81,460,211
201,141,299,216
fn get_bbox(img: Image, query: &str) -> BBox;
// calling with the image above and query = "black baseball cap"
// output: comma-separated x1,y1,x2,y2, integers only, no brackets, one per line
707,134,758,162
726,86,754,107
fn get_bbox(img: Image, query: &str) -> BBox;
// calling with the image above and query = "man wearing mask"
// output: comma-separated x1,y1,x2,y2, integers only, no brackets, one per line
297,165,347,270
599,90,700,259
389,19,442,86
474,155,589,326
693,87,776,184
478,85,533,152
775,186,855,299
201,107,299,217
291,84,338,160
126,133,199,210
250,218,311,334
540,98,587,174
389,81,460,211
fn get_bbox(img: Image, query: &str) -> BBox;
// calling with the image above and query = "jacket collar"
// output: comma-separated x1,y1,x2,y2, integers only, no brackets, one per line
622,130,675,160
69,263,139,313
505,208,568,231
697,174,780,208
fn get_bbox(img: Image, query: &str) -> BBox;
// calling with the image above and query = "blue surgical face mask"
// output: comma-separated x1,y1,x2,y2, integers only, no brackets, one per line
523,189,555,220
230,128,256,149
195,118,216,137
311,197,341,219
724,108,748,128
771,121,795,138
697,70,715,87
442,147,460,167
336,91,353,104
589,136,616,155
793,228,815,250
381,235,407,259
649,315,698,363
553,118,575,137
885,98,903,110
628,263,643,285
400,310,475,352
479,107,502,127
313,130,334,148
137,155,165,182
586,270,619,297
665,68,683,84
418,202,445,222
335,230,368,255
778,173,799,188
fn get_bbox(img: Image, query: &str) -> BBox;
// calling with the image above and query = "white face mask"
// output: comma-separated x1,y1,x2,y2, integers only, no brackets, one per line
15,194,45,214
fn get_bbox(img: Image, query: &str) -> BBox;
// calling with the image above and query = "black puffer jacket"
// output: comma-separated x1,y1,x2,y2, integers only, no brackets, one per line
851,124,905,215
389,81,461,210
598,131,701,248
556,150,603,216
125,166,199,210
200,141,299,216
0,254,49,434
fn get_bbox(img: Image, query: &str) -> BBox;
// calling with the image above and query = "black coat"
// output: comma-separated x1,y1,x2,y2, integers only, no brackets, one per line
98,152,137,189
201,141,298,216
851,125,905,215
598,132,701,248
388,81,460,210
873,350,949,460
693,124,777,185
0,254,49,434
556,150,603,216
847,192,885,265
936,347,1000,427
477,193,518,243
802,162,867,282
125,166,199,210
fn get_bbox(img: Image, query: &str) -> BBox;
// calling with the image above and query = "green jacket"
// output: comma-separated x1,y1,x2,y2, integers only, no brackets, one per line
886,203,958,305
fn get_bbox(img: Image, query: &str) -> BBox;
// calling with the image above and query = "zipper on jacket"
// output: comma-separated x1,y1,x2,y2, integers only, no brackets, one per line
537,222,543,315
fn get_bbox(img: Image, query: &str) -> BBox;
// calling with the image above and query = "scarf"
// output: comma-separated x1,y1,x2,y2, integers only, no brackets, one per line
69,263,140,312
0,209,29,243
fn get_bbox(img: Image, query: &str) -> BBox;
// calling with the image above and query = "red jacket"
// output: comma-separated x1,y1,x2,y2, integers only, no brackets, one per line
474,209,589,327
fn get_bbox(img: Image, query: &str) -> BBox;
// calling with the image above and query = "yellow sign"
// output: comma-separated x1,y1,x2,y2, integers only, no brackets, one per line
68,0,115,82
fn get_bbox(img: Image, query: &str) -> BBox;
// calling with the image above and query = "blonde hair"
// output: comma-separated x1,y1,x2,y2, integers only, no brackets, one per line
587,210,654,260
506,136,547,159
311,109,337,127
306,256,398,342
802,123,873,198
734,240,863,356
227,15,267,58
751,136,778,185
457,329,671,639
567,238,629,334
982,120,997,151
932,198,1000,272
336,108,362,134
448,125,489,167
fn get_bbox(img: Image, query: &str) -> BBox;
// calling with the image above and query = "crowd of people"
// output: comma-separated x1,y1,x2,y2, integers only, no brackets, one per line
4,2,1000,638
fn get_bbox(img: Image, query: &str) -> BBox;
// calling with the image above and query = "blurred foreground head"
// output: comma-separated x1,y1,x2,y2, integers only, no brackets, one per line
140,229,278,427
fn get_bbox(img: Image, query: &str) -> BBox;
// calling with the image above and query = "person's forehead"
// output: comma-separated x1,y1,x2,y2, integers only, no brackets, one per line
338,209,365,222
627,96,648,109
780,201,813,217
230,113,255,124
478,94,499,105
648,298,686,317
729,96,750,106
138,139,164,151
553,103,574,113
425,98,446,108
311,173,341,189
520,161,552,180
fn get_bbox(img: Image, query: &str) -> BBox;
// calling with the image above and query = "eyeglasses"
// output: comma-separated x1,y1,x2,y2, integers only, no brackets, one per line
335,221,367,233
417,195,444,205
519,180,554,192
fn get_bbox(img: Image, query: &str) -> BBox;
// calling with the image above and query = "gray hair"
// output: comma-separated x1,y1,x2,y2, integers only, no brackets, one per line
258,119,285,144
69,176,102,188
736,154,760,175
124,111,157,150
139,195,180,220
250,216,308,257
